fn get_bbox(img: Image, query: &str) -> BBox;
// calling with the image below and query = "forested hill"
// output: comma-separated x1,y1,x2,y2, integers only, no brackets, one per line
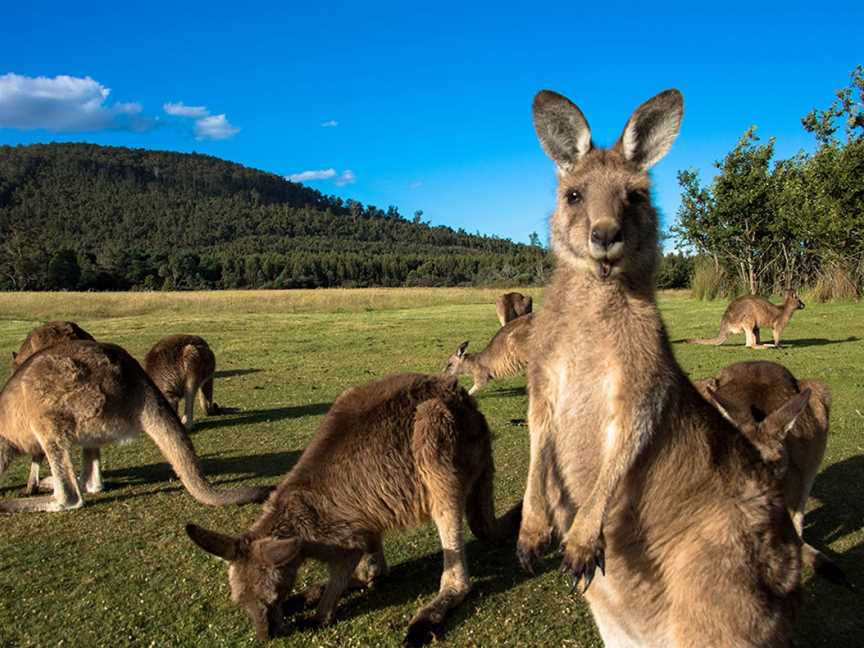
0,143,549,290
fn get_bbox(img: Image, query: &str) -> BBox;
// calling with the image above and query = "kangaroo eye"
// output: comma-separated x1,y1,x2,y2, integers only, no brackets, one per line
566,190,582,205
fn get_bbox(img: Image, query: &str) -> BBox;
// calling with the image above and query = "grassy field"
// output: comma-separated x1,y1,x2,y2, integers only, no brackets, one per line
0,289,861,647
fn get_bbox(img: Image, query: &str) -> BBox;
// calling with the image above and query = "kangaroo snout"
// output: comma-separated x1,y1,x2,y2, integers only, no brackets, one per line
589,222,623,259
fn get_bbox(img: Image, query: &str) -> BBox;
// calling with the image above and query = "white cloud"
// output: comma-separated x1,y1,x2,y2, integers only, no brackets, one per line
286,168,337,182
335,169,356,186
163,100,239,140
0,73,146,132
163,101,209,117
194,114,239,140
321,119,339,127
286,168,356,185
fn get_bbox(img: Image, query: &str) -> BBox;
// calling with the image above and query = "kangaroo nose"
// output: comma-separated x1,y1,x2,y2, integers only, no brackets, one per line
590,225,622,250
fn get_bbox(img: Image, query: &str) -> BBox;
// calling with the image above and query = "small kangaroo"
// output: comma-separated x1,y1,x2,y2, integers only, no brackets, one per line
186,373,521,644
695,360,852,590
10,320,94,373
519,88,802,645
443,312,533,394
145,334,217,431
9,320,96,495
0,340,271,512
687,291,805,348
495,292,533,326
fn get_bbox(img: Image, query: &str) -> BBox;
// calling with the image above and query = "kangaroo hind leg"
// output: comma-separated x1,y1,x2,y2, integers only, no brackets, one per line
405,399,473,647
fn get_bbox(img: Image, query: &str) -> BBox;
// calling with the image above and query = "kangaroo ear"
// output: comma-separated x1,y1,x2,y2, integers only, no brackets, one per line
706,387,750,429
762,389,811,439
254,537,302,567
186,523,240,561
616,89,683,170
457,340,469,357
533,90,592,168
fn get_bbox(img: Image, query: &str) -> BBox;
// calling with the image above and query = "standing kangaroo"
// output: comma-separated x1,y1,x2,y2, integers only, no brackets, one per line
443,312,533,394
495,292,533,326
145,334,217,430
695,360,852,590
0,340,271,512
186,373,521,644
9,320,96,495
687,291,805,348
518,89,802,645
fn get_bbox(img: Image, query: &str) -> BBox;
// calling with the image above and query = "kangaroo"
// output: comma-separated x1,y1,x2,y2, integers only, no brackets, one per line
186,373,521,644
0,340,271,512
495,292,533,326
695,360,852,590
443,312,534,394
145,334,218,431
11,320,95,373
518,88,802,646
687,291,805,349
9,320,96,495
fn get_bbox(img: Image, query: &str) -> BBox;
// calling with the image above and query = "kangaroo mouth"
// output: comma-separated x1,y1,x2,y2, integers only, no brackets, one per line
597,259,614,279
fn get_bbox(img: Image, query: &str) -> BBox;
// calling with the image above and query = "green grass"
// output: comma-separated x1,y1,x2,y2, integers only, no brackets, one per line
0,290,861,647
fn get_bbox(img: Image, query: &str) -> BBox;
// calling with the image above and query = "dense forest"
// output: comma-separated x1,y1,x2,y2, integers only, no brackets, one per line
0,143,554,290
673,66,864,300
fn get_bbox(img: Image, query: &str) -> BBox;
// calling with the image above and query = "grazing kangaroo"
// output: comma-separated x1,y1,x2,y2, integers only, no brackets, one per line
695,360,852,590
495,292,533,326
443,312,534,394
687,291,805,348
9,320,95,495
0,340,271,512
186,373,521,644
145,334,217,431
10,320,94,373
519,88,802,645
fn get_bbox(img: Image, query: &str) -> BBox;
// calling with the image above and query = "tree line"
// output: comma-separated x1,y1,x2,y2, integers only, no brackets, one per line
673,66,863,300
0,142,557,290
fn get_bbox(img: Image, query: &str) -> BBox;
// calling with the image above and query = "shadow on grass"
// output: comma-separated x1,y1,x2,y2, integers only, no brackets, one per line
796,454,864,643
194,403,331,431
481,386,527,398
103,449,302,488
214,368,263,378
283,536,555,642
782,336,860,348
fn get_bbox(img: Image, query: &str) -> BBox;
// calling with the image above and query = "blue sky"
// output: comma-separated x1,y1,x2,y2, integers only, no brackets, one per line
1,1,861,245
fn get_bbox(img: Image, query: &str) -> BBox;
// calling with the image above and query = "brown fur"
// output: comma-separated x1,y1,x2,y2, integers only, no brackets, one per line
10,320,95,374
519,89,801,646
9,321,96,496
0,340,270,512
443,313,534,394
186,373,521,644
495,292,533,326
687,292,805,349
695,361,852,590
144,334,217,431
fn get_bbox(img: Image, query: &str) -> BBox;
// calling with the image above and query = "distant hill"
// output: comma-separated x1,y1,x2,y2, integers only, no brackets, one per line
0,143,549,290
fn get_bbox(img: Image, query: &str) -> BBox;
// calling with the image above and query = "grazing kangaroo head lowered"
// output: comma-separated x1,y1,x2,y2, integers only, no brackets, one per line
443,340,470,376
10,320,94,374
186,373,520,644
533,88,682,287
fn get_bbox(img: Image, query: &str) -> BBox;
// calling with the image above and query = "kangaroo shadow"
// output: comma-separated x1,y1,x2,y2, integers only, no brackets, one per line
482,386,528,398
104,450,302,487
782,336,860,348
795,454,864,643
214,368,263,378
194,403,331,431
283,536,556,642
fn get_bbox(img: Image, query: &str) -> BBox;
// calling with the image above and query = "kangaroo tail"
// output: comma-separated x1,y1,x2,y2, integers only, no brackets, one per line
140,391,272,506
466,460,522,544
803,542,855,591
